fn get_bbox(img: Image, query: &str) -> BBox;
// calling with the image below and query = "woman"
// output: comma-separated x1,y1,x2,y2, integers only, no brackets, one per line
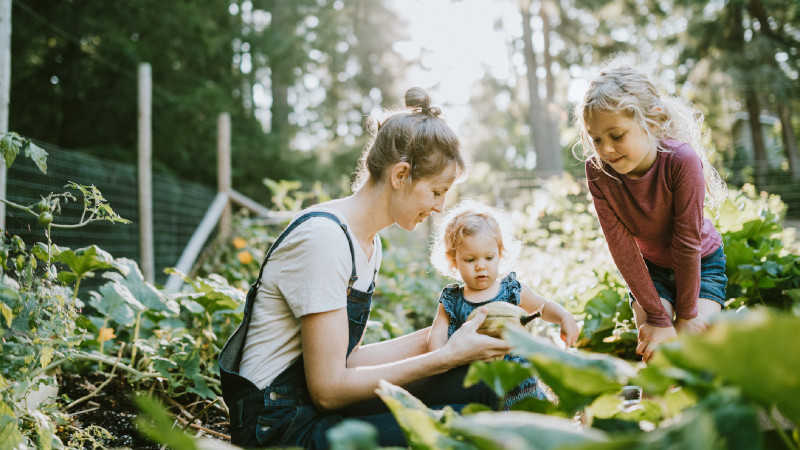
219,87,512,448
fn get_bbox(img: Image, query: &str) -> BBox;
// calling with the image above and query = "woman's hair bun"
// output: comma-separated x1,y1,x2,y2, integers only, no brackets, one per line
404,87,431,109
404,87,441,116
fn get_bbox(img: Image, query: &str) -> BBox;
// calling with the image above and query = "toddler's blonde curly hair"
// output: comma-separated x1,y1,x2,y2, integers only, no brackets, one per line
430,199,522,280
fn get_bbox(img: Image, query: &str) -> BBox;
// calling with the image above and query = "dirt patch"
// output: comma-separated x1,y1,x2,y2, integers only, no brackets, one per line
57,372,230,448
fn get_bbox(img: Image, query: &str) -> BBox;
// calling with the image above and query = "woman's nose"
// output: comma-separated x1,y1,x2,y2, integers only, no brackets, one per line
432,197,445,213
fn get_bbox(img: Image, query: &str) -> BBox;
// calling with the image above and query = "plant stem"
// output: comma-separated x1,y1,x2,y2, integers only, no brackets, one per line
130,311,142,368
65,344,125,411
768,407,798,450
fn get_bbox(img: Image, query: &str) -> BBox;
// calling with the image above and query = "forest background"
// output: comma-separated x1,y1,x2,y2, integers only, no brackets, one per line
8,0,800,207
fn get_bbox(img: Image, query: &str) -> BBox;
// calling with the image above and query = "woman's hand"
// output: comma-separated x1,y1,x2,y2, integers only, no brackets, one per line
444,307,513,364
636,323,677,363
674,313,710,335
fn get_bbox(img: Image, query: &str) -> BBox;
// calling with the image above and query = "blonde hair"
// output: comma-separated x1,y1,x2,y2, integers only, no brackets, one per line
430,200,521,280
573,54,726,209
352,87,466,191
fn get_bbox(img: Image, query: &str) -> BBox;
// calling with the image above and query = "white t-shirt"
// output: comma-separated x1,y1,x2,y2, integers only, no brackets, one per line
239,207,381,389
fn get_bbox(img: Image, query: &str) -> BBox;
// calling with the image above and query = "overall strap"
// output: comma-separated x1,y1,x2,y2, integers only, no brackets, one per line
246,211,358,315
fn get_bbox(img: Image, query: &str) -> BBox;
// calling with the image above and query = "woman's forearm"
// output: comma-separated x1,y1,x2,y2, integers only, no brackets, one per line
346,327,431,367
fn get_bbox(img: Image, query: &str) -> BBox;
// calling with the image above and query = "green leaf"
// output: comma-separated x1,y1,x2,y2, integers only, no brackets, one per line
53,245,116,279
134,396,198,450
88,283,144,326
0,132,21,168
464,360,534,398
654,308,800,426
24,141,48,174
327,419,379,450
0,402,24,448
103,258,178,314
504,327,637,415
451,411,610,449
375,380,467,449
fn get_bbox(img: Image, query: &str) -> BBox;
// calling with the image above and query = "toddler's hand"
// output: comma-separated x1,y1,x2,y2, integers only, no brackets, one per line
674,313,710,335
636,323,677,363
559,317,580,348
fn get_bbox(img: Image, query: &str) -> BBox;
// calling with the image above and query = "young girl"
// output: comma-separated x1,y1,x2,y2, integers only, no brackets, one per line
427,200,580,408
573,56,728,363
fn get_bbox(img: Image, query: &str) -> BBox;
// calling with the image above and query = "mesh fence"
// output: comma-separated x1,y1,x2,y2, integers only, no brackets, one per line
5,141,217,286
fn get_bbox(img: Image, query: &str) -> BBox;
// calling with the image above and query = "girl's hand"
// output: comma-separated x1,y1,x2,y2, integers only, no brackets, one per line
636,323,677,363
674,313,710,335
559,316,580,348
445,307,513,364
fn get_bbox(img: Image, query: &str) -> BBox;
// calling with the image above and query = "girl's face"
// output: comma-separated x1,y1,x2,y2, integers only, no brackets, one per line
587,110,657,179
392,162,458,231
454,231,500,292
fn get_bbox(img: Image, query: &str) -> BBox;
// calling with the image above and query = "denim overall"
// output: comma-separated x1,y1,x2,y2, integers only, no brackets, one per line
219,211,375,448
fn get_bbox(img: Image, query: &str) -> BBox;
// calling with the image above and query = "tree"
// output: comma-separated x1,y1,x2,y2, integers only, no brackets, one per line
673,0,800,185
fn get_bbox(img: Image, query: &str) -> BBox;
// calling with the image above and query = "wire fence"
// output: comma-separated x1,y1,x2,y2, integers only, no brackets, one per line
5,141,216,286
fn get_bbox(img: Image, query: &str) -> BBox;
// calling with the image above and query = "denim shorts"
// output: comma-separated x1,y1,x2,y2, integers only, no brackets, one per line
629,245,728,308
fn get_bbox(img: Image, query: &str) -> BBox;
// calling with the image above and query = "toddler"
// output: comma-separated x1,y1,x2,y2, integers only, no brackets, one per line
427,200,579,409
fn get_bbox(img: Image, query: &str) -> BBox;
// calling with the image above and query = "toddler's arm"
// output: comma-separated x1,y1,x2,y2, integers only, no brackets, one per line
427,303,451,352
519,283,580,347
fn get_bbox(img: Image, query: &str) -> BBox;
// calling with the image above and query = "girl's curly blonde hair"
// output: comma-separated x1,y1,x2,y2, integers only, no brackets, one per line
572,54,726,209
430,199,522,280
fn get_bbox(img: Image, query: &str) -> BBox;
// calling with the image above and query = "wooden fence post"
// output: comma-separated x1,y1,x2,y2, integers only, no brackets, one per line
0,0,12,229
218,112,231,237
138,63,154,283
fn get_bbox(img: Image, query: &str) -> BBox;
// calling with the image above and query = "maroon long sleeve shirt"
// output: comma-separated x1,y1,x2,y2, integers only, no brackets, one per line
586,140,722,327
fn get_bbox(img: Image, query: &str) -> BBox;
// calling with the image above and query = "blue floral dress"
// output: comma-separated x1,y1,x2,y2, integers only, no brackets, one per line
439,272,554,410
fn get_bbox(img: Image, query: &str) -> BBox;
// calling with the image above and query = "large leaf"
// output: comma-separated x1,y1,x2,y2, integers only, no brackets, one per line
504,327,637,415
103,258,178,314
52,245,117,279
88,283,145,326
464,360,535,398
653,308,800,426
181,274,243,316
375,380,469,449
451,411,609,449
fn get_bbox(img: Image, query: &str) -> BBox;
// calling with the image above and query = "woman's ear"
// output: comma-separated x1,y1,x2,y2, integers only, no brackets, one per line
389,162,411,189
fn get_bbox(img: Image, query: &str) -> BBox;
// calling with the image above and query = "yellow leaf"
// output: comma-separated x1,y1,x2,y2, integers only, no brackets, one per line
233,237,247,249
40,346,54,369
98,327,116,344
237,250,253,265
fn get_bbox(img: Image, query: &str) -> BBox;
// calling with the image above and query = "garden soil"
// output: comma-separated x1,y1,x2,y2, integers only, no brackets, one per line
57,372,230,448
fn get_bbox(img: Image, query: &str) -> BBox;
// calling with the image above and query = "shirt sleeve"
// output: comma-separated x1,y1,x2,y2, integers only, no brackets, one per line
274,219,351,317
586,162,673,327
669,147,704,320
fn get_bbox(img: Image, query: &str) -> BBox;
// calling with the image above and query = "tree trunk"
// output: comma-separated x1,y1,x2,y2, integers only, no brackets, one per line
519,0,561,174
745,88,768,187
269,2,293,152
777,100,800,180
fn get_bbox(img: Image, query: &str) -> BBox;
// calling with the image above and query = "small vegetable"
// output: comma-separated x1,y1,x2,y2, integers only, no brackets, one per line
466,302,540,338
38,211,53,226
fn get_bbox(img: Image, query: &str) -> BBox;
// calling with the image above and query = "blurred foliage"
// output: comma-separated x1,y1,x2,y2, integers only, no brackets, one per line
9,0,404,201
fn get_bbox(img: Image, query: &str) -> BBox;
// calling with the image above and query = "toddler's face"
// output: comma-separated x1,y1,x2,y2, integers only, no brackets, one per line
454,231,500,292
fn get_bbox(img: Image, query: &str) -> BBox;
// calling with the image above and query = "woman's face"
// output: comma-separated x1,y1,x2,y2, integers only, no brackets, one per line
392,162,459,231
